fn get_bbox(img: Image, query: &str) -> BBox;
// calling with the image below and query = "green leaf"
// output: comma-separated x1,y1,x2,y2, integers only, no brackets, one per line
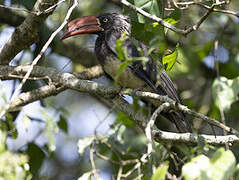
116,112,135,127
168,8,181,22
27,143,45,178
210,148,236,180
196,41,214,60
134,0,162,23
116,33,128,61
163,17,178,25
58,115,68,133
163,8,182,25
78,136,94,156
183,154,211,180
151,162,169,180
162,45,178,71
6,113,18,139
212,76,239,112
182,148,236,180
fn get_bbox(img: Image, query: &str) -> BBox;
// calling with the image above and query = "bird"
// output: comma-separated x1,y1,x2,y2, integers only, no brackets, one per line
61,13,191,132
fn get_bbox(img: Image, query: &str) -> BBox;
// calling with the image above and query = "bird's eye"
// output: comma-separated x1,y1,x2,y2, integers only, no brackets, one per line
102,18,108,23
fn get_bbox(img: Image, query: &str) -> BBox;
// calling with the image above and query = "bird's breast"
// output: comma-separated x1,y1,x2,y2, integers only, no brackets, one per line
103,55,147,89
95,37,147,89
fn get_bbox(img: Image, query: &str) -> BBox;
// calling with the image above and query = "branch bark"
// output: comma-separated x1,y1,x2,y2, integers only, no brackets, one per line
0,7,98,67
0,65,239,145
0,0,58,65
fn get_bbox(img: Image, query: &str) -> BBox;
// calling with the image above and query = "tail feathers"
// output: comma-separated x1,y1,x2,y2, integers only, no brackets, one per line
162,112,192,133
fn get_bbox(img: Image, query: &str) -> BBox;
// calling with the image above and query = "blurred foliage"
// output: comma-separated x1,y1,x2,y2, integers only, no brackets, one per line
151,162,169,180
0,129,31,180
212,76,239,112
182,148,236,180
1,0,239,179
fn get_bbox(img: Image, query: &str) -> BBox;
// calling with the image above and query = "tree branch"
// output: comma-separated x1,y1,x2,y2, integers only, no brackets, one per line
172,1,239,17
1,64,238,136
0,0,59,65
121,90,239,136
1,65,239,144
0,4,98,67
121,0,215,36
153,130,239,145
0,6,25,26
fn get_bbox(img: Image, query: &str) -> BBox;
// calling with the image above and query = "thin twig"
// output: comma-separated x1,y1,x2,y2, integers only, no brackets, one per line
120,0,215,36
90,147,101,180
175,1,239,18
143,103,170,163
37,0,66,15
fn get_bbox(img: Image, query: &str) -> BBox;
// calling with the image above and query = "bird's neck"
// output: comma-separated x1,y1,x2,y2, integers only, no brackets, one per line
95,30,122,60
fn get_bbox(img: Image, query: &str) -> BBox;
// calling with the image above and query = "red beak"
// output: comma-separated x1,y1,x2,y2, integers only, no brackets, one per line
60,15,103,40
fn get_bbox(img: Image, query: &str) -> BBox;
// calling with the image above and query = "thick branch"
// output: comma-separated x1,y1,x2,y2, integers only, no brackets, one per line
153,130,239,145
0,64,120,101
8,65,103,110
0,0,58,65
1,65,239,144
0,5,97,67
9,84,66,111
0,6,25,26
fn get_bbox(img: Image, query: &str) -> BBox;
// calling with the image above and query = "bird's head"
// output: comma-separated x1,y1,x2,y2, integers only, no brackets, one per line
61,13,131,40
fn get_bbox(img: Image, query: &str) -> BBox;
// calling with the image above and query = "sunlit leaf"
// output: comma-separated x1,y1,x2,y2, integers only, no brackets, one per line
163,17,178,25
116,32,128,61
212,76,239,112
210,148,236,180
183,154,211,180
151,162,169,180
78,136,94,156
162,45,178,71
182,148,236,180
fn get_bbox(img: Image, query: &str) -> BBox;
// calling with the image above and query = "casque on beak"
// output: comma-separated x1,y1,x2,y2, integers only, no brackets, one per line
60,15,103,40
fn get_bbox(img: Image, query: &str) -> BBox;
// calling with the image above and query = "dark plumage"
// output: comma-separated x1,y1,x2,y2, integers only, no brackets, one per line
61,13,191,132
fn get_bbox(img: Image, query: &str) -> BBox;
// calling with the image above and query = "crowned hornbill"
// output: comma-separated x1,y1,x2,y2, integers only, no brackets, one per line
61,13,191,132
